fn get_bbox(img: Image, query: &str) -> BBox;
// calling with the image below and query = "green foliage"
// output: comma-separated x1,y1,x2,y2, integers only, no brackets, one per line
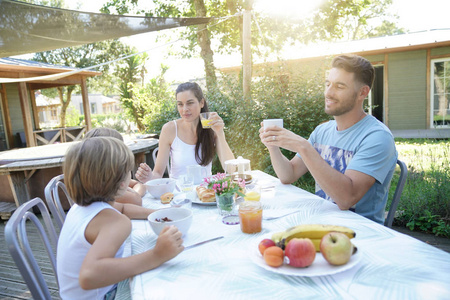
65,104,82,127
80,113,129,133
391,139,450,237
125,73,177,133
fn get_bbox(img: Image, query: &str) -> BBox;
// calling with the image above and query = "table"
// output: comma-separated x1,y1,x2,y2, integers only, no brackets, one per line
127,170,450,300
0,138,158,206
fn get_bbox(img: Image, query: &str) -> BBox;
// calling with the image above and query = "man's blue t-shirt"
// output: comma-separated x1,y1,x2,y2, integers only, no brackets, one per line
297,115,397,224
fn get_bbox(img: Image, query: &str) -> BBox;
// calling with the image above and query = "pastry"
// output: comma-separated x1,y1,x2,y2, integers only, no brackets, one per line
160,192,174,204
196,186,216,202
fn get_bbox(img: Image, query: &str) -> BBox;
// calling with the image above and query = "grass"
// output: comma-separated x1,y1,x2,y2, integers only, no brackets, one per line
390,139,450,237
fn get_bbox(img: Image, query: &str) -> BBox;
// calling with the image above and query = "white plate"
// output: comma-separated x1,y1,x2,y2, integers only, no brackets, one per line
250,235,362,277
192,197,216,206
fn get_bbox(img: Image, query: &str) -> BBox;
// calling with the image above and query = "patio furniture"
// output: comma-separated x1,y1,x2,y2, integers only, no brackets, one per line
44,174,74,231
122,170,450,299
384,159,408,228
4,197,59,299
0,138,158,206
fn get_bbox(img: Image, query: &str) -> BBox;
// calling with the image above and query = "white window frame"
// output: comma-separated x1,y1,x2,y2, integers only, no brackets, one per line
430,57,450,128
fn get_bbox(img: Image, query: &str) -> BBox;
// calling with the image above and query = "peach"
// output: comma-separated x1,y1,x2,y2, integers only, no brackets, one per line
258,239,276,255
263,246,284,267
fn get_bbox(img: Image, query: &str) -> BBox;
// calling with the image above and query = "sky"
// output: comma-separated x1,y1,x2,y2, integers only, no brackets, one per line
36,0,450,83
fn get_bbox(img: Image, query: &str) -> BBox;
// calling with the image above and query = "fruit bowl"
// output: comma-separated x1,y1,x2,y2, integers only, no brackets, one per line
148,207,193,237
145,178,176,198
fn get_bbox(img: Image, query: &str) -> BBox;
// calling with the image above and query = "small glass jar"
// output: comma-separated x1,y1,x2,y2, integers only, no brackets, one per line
239,201,262,234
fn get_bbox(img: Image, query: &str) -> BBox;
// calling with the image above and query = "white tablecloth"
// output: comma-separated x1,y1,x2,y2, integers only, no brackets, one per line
127,170,450,300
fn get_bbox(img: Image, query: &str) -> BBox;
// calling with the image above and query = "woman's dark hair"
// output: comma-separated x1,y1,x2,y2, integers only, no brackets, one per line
176,82,215,166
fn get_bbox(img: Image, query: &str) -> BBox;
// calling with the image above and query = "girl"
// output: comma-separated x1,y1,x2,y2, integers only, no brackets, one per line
57,137,183,299
84,127,146,206
136,82,234,182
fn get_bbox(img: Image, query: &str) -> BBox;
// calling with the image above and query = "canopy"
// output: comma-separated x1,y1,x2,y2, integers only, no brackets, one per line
0,0,211,58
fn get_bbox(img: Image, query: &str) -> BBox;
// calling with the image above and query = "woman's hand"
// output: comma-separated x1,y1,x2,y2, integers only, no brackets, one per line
135,163,153,183
209,112,225,133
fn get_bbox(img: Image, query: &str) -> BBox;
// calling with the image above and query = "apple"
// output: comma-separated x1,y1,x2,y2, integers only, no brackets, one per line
320,232,353,266
258,239,276,255
284,238,316,267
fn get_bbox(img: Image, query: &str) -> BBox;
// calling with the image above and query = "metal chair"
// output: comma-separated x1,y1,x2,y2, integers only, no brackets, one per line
4,197,59,299
384,159,408,228
44,174,74,230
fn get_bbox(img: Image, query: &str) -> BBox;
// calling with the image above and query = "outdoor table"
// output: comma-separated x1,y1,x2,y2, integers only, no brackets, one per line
124,170,450,300
0,138,158,206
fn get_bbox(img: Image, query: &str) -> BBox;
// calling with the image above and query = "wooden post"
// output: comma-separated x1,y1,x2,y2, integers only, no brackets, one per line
80,77,92,132
243,2,252,101
17,82,36,147
30,89,41,130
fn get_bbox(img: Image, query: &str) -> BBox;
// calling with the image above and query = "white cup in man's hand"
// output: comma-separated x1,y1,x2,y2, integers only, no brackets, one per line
263,119,283,130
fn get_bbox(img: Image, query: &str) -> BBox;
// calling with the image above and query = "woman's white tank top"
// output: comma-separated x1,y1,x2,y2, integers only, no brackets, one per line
169,120,212,179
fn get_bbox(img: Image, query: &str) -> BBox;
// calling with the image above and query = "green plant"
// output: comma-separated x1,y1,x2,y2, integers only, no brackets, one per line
204,172,245,197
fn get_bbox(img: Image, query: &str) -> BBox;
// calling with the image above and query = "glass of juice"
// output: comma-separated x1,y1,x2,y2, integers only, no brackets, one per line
244,184,261,201
200,112,214,129
239,201,262,234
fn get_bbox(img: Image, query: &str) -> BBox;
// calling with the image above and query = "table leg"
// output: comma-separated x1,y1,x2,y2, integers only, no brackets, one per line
7,171,30,207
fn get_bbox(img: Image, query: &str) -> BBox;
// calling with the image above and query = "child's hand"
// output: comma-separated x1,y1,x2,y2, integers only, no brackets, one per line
154,226,184,262
136,163,153,183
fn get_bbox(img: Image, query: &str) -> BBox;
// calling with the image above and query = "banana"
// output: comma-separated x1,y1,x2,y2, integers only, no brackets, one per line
271,224,356,249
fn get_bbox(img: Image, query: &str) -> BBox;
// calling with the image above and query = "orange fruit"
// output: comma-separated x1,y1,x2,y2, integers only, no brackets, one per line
263,246,284,267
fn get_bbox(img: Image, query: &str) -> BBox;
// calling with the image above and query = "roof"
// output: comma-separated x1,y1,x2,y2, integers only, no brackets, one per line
281,28,450,60
220,28,450,72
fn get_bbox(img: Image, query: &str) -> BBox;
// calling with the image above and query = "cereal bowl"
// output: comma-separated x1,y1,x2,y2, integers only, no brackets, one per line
145,178,176,199
147,207,193,236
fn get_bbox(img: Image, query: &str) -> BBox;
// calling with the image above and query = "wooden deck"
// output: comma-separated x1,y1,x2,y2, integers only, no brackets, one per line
0,218,61,300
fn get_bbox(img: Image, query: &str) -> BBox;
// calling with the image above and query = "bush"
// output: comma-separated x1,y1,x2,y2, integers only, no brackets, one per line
392,139,450,237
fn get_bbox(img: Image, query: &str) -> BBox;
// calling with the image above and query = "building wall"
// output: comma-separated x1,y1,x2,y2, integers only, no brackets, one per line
5,83,25,135
387,50,427,130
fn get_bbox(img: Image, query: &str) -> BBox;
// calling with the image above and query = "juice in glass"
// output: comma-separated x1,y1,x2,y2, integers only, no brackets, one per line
244,191,261,201
201,119,212,128
239,201,262,233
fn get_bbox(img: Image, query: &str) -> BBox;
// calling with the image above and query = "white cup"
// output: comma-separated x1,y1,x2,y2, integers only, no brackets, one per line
263,119,283,130
187,165,208,185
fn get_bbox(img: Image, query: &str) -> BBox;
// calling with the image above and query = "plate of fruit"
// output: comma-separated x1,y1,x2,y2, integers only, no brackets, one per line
250,224,362,277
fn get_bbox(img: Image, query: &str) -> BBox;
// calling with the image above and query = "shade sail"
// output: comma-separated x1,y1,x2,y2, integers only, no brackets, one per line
0,0,211,58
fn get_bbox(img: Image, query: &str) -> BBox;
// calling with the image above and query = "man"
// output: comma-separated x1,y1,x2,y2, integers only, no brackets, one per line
260,54,397,224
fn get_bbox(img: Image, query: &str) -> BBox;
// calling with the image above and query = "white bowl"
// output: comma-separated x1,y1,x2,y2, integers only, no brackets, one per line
147,207,193,236
145,178,176,199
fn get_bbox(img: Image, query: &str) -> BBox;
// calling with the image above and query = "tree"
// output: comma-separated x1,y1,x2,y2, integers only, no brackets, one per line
32,40,133,127
115,51,149,131
101,0,403,91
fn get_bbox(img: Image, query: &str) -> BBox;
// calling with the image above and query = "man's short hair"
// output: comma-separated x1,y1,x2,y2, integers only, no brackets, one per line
63,137,134,206
331,55,375,88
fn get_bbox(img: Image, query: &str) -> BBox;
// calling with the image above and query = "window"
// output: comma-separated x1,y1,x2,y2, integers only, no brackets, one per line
431,58,450,128
91,103,97,114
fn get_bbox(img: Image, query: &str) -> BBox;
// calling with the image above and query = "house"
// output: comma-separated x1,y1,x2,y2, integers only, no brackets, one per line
0,57,100,149
71,93,122,115
220,29,450,138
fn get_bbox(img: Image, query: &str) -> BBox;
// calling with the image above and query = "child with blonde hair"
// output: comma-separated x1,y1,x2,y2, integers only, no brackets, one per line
84,127,146,206
57,137,183,299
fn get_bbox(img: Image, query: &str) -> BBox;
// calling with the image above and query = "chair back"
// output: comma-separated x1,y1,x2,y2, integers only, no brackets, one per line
4,197,59,299
44,174,74,230
385,159,408,228
152,147,170,177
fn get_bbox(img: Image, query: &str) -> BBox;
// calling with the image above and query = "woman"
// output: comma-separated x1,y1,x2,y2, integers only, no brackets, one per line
136,82,234,182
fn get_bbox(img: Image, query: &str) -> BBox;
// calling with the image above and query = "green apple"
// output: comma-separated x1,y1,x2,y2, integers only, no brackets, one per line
320,232,353,266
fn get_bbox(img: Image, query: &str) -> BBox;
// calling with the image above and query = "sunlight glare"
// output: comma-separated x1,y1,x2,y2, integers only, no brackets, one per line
253,0,325,20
